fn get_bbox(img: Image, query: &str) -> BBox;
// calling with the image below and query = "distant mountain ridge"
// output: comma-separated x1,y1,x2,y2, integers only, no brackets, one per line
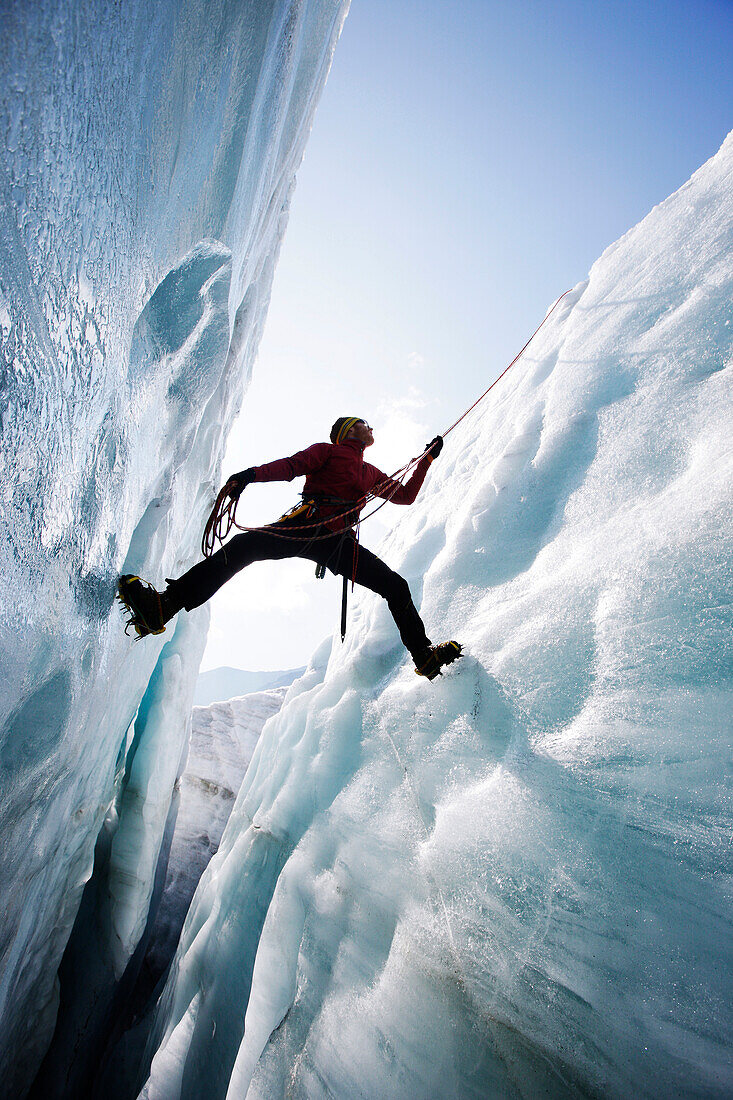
194,665,306,707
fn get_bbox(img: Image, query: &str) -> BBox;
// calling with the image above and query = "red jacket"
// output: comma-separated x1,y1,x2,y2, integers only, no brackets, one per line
253,439,433,532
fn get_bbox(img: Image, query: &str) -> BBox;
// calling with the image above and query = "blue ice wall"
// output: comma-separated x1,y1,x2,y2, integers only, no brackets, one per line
0,2,348,1095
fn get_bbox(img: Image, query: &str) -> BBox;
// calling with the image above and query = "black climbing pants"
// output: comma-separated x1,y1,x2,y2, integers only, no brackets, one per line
169,521,430,659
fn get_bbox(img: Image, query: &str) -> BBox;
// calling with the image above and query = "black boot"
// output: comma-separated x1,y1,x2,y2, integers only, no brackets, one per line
117,575,169,637
414,641,463,680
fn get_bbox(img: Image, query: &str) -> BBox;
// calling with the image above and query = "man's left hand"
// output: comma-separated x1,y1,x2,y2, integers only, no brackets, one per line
425,435,443,459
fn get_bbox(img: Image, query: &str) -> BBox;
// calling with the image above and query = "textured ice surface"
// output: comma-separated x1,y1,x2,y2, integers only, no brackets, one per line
0,2,348,1095
141,136,733,1100
145,688,290,989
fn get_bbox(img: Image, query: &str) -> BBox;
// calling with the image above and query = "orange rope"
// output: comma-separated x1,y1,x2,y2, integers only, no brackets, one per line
201,290,572,556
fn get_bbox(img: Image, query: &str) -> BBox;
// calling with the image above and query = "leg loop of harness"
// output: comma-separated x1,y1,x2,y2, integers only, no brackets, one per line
272,494,361,640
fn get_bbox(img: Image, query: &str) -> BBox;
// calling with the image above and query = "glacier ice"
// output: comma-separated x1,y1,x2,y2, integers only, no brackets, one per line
145,687,291,993
1,0,731,1095
0,1,348,1095
139,137,733,1099
90,686,292,1100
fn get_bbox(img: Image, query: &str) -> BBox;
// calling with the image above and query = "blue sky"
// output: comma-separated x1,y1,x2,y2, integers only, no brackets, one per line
203,0,733,671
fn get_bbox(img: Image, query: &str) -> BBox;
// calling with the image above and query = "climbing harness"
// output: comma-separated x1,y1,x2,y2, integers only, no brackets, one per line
304,495,362,641
200,289,573,634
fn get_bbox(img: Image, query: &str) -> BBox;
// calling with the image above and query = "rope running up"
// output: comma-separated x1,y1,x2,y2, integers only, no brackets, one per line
201,289,572,558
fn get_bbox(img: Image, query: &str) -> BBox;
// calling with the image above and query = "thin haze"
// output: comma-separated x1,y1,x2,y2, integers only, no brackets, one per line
203,0,733,672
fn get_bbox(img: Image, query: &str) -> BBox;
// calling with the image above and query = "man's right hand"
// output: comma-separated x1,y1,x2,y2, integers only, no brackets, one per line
225,467,256,500
224,477,242,500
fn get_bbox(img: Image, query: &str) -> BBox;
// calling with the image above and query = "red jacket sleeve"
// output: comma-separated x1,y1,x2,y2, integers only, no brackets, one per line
368,454,433,505
253,442,331,483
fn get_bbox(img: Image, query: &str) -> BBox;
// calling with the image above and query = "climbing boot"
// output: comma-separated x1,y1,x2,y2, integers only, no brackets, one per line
414,641,463,680
117,574,167,638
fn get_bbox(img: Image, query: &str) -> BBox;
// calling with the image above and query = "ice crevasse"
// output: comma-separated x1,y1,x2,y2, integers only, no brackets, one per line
0,0,731,1095
140,135,733,1099
0,2,349,1096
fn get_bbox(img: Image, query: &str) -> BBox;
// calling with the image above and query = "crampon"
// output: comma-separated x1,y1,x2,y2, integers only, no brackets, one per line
116,574,166,638
414,641,463,680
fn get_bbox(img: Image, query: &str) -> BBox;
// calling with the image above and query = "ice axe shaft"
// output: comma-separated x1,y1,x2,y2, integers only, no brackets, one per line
340,573,348,642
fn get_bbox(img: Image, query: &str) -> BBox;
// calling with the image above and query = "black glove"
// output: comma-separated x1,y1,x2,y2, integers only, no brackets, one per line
226,467,256,499
425,435,443,460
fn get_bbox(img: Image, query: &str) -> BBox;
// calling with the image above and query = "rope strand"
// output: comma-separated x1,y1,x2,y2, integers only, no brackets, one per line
201,290,572,555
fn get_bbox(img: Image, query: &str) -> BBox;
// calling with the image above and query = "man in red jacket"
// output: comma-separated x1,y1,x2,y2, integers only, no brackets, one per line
118,417,461,679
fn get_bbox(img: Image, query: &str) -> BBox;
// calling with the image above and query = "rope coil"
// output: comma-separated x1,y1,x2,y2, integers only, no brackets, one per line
201,290,572,557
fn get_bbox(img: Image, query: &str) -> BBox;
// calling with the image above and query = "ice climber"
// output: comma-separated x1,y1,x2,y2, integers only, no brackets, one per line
117,417,462,680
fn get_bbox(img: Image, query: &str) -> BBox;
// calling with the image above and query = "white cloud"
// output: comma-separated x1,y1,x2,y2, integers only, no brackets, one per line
202,558,342,671
211,558,312,614
372,385,435,472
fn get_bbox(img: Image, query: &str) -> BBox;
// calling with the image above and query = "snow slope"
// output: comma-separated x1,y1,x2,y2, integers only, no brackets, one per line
0,2,348,1095
140,135,733,1099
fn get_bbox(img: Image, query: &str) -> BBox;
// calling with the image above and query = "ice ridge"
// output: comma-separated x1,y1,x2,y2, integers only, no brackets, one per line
140,135,733,1099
